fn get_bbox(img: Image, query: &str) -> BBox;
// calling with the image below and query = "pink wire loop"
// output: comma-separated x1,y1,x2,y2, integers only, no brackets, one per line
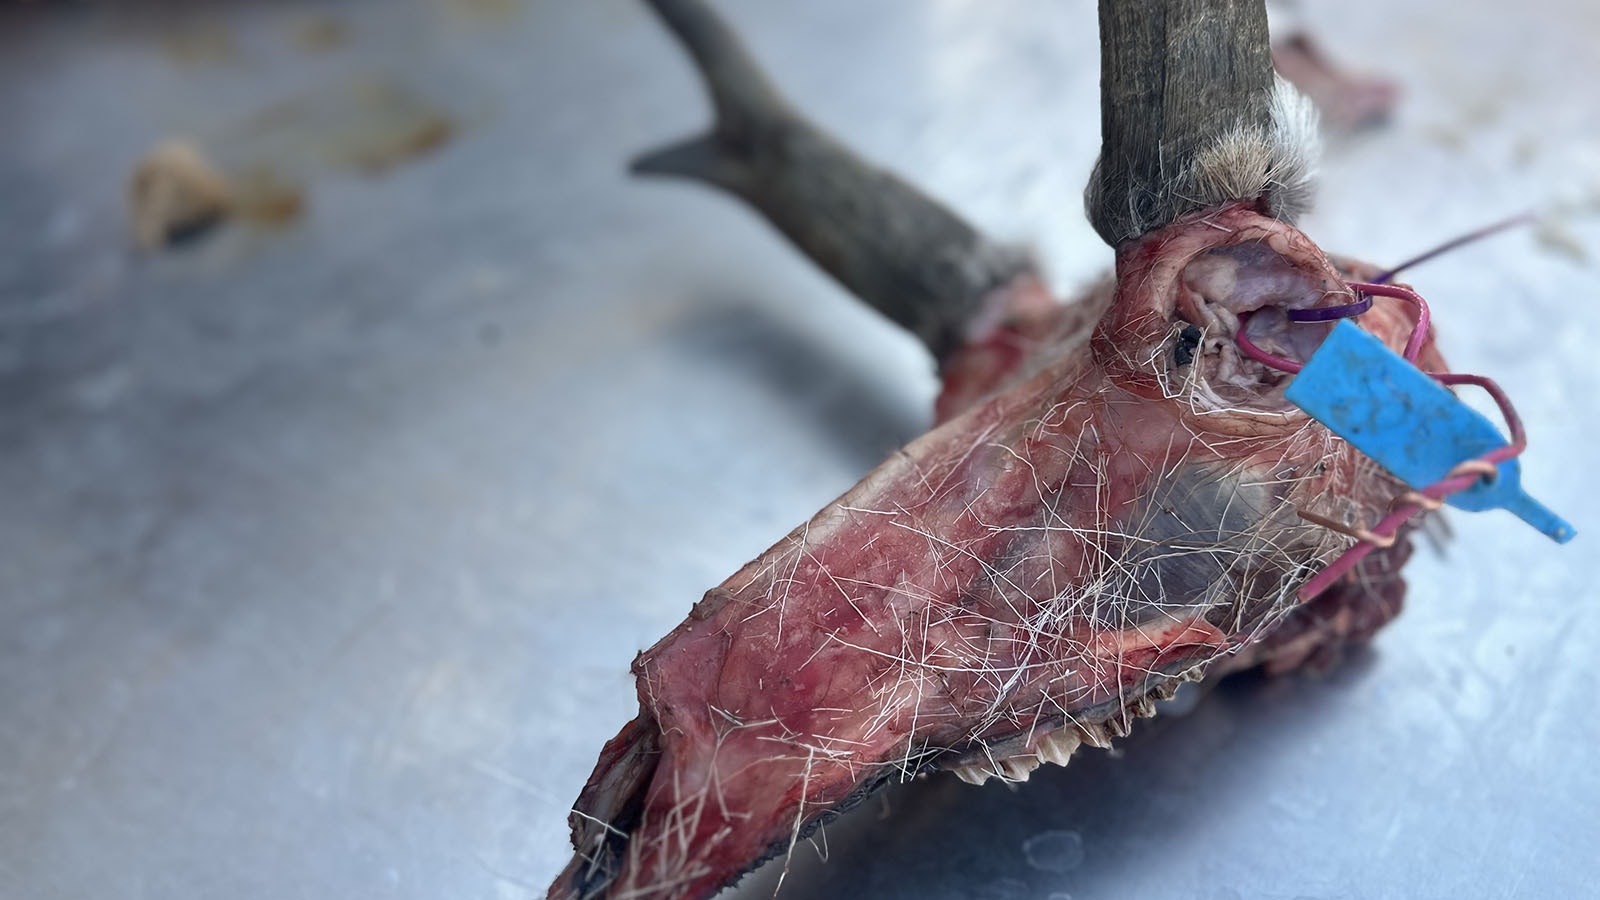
1233,316,1303,373
1296,369,1525,601
1345,281,1431,363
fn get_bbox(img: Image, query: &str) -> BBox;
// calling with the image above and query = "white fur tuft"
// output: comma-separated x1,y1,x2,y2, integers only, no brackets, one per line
1188,77,1320,224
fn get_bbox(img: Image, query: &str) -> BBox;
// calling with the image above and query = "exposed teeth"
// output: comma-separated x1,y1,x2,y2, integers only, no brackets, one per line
950,688,1184,788
1180,665,1206,683
1076,721,1113,749
953,753,1045,786
953,764,991,786
1034,729,1082,766
1000,756,1039,782
1105,714,1133,738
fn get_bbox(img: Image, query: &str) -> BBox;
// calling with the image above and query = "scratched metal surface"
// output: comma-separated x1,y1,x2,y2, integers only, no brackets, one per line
1,1,1596,898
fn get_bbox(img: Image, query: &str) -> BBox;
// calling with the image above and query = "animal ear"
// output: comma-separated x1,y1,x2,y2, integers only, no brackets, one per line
1085,0,1319,246
634,0,1035,363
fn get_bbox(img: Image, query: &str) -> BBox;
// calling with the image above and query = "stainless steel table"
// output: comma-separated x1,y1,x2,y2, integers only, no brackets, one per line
2,1,1596,897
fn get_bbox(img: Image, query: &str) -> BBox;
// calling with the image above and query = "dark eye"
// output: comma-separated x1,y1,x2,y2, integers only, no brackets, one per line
1173,325,1203,367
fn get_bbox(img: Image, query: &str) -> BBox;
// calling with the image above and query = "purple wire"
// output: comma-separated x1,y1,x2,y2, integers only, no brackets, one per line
1373,212,1534,284
1285,294,1374,322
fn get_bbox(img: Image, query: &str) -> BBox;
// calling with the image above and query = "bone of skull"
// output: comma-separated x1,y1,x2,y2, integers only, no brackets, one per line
550,3,1441,898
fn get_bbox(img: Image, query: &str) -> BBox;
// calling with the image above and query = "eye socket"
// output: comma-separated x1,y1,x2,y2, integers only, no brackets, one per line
1237,281,1432,376
1172,325,1203,367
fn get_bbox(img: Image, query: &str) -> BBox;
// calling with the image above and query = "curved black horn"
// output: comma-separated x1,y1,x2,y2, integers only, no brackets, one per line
635,0,1034,361
1086,0,1311,247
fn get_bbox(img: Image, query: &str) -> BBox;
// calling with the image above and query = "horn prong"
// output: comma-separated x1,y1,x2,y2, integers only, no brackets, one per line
637,0,1035,361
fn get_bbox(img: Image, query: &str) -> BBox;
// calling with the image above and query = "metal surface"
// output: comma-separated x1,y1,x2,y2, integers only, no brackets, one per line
1,1,1596,898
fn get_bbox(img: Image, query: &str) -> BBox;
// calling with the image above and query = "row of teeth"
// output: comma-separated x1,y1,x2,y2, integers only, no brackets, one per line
949,670,1199,786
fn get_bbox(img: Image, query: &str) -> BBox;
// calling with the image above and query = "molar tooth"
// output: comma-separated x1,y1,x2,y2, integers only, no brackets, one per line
1076,721,1113,749
953,765,991,786
1000,756,1038,782
1149,681,1178,701
1181,666,1207,683
1132,695,1158,718
1105,714,1133,738
1034,730,1082,767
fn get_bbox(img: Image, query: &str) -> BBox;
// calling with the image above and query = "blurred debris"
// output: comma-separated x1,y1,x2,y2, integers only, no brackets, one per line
128,142,307,250
292,16,349,54
1534,218,1590,264
233,78,459,176
125,75,461,249
324,81,456,174
128,140,232,248
1273,32,1398,130
439,0,525,23
229,166,307,229
161,25,236,65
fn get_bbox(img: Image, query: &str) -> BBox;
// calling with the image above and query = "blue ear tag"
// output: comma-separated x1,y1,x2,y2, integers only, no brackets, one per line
1283,320,1575,543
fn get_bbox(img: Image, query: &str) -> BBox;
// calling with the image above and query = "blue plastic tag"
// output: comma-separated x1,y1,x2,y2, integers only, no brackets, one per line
1284,320,1574,543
